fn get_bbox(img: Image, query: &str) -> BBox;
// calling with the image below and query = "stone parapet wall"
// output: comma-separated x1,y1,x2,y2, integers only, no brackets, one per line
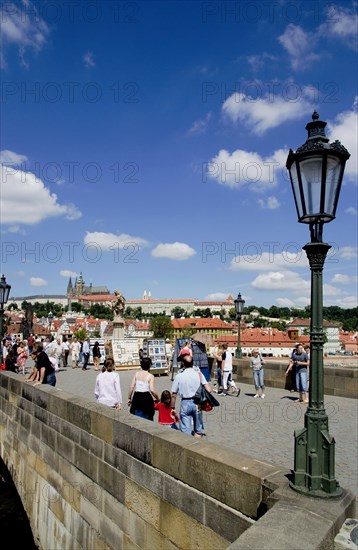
0,371,355,550
233,359,358,399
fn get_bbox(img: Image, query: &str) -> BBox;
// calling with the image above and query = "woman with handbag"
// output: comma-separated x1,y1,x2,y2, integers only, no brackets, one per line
128,357,159,421
249,349,265,398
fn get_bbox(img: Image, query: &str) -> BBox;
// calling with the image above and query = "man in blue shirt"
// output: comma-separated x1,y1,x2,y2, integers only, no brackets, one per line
288,344,309,403
171,354,212,437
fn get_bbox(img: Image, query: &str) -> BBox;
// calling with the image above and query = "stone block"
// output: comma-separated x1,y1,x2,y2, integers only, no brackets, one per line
80,430,104,459
33,402,48,424
227,501,335,550
103,490,129,531
60,418,81,444
103,441,132,476
97,459,125,503
67,397,92,433
57,432,75,463
153,430,278,518
204,495,255,542
130,456,164,499
90,404,116,443
162,475,204,524
125,477,161,530
112,413,162,463
98,515,124,550
160,499,229,549
122,533,142,550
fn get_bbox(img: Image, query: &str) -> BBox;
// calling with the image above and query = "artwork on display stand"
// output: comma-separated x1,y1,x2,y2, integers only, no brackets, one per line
142,339,168,375
89,338,106,364
111,338,140,366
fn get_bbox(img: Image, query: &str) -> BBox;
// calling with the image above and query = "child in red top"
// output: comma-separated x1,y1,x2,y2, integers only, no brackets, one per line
155,390,179,430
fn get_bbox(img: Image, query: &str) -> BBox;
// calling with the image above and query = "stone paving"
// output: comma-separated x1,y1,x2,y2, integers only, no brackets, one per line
23,360,358,500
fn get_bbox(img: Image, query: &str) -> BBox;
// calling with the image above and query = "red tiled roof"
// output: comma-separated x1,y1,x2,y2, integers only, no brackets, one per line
79,294,114,301
215,328,310,347
171,318,233,329
289,318,340,327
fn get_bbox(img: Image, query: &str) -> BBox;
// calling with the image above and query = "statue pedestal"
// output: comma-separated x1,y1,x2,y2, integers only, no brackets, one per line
112,316,125,339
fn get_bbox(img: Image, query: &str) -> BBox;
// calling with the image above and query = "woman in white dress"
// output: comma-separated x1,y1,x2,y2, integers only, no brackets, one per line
94,358,122,409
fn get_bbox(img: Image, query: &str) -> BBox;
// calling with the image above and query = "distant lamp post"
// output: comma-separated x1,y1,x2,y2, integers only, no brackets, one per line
0,274,11,364
48,311,53,335
234,293,245,359
286,111,350,497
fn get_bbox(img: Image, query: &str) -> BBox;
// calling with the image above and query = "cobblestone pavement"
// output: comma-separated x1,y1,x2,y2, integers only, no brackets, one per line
24,361,358,500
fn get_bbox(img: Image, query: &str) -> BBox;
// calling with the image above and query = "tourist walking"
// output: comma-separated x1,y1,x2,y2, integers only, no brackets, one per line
17,341,29,375
128,357,159,420
82,339,90,370
212,346,223,393
154,390,179,429
221,344,240,396
92,341,101,371
287,344,309,403
171,354,212,437
94,358,122,409
62,337,70,367
70,337,81,368
249,349,265,398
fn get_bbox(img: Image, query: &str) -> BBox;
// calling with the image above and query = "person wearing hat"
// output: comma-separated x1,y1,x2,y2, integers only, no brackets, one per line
165,338,173,369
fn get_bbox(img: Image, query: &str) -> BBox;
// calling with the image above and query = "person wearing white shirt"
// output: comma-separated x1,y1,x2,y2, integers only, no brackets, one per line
70,337,81,368
82,339,90,371
94,358,122,409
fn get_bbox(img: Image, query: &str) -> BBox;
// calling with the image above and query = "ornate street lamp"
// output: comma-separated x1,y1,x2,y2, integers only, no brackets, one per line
0,274,11,365
48,311,53,336
234,293,245,358
286,112,350,497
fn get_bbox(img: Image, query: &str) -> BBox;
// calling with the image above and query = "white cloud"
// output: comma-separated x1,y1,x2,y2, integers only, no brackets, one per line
15,271,26,277
151,242,196,261
60,270,78,278
222,88,313,134
346,207,357,216
0,1,49,69
331,274,358,284
0,162,82,224
83,51,95,68
258,196,280,209
30,277,47,287
205,292,229,301
251,270,310,291
327,100,358,180
319,5,358,50
246,53,277,72
323,284,342,296
207,147,287,190
84,231,148,250
230,251,308,272
187,112,211,135
276,296,310,307
339,246,358,260
333,295,358,308
0,150,28,165
278,24,320,71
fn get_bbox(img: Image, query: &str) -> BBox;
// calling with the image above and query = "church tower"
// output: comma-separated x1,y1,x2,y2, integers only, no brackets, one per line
67,277,73,311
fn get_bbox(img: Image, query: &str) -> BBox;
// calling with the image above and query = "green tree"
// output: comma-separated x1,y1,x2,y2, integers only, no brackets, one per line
7,303,18,310
149,316,173,339
92,329,101,338
73,328,87,341
171,307,186,319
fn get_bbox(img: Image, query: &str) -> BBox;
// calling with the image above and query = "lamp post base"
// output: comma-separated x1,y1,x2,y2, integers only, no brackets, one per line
291,414,342,498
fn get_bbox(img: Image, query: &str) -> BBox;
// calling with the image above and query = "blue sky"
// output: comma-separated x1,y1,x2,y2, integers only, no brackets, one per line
1,0,357,308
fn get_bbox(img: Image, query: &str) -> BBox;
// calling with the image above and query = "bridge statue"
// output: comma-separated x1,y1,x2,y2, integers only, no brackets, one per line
112,290,126,317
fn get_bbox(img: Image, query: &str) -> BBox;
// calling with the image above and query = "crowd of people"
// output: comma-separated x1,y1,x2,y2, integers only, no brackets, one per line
1,333,311,437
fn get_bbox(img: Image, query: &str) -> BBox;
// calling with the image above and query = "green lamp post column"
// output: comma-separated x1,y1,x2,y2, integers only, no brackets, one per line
234,293,245,359
0,274,12,365
286,112,350,497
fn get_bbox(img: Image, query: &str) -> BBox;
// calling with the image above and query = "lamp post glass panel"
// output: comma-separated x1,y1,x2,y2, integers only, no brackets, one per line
286,112,350,498
0,275,11,364
234,293,245,359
